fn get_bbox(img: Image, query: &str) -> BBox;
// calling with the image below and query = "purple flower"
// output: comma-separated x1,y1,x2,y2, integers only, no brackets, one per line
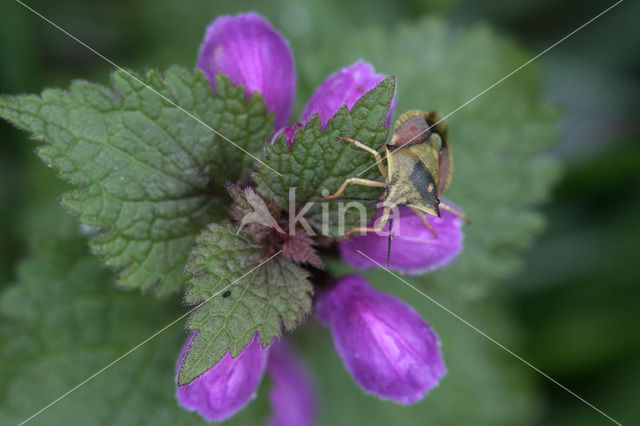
199,16,394,142
176,13,460,420
316,275,446,404
271,61,396,147
198,13,295,129
176,333,268,421
301,61,396,129
267,341,316,426
339,204,463,274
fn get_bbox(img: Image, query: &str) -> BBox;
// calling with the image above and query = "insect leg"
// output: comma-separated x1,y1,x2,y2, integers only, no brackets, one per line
408,206,438,238
343,206,391,238
337,137,387,177
439,202,471,223
319,178,385,201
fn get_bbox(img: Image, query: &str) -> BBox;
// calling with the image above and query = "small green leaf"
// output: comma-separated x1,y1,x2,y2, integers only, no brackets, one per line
0,67,274,295
178,224,312,385
254,77,395,237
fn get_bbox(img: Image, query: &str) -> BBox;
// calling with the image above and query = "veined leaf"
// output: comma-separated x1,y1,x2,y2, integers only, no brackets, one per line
0,224,274,425
178,224,312,385
254,77,395,237
0,67,274,295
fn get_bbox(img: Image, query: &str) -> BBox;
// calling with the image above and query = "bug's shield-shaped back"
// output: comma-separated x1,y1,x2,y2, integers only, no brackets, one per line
390,110,453,198
384,142,441,217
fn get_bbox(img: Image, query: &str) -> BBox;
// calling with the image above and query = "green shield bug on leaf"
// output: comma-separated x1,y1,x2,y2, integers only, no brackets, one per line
320,109,470,264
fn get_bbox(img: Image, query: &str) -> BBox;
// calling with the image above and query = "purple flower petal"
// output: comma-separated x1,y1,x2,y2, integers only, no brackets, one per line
267,340,316,426
198,13,296,129
339,204,463,274
270,123,302,149
316,275,446,404
176,333,268,421
301,61,396,129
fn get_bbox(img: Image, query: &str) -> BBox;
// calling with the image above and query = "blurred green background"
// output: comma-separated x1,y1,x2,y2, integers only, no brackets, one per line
0,0,638,425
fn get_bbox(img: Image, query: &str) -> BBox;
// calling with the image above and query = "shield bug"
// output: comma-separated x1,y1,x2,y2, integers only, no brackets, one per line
320,110,469,263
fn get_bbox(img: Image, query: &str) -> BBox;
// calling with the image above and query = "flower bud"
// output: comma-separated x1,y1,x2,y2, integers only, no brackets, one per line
316,275,445,404
267,340,316,426
176,333,268,421
198,13,296,129
339,205,463,274
301,61,396,129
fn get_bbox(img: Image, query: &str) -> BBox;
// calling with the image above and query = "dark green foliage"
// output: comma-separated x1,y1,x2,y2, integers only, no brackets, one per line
0,68,274,295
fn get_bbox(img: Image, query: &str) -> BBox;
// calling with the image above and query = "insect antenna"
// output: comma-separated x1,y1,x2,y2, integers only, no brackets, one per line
387,215,394,267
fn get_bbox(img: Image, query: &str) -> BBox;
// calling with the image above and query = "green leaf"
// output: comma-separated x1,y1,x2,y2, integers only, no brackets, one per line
0,211,274,425
0,67,274,295
254,77,395,237
0,229,203,424
178,224,312,385
298,18,561,296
